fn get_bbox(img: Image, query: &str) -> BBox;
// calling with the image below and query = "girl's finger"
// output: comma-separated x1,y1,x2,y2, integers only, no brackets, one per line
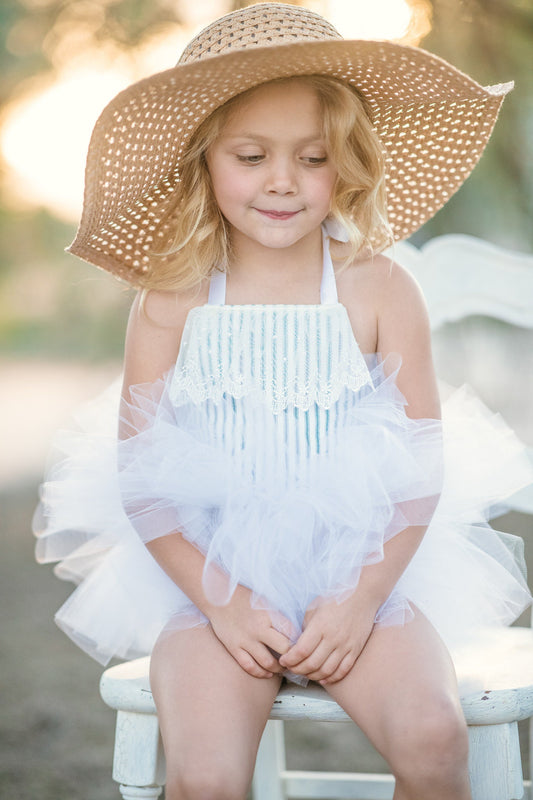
269,611,298,642
279,630,323,669
250,643,285,674
319,651,357,685
235,648,274,679
284,640,333,676
305,650,344,682
265,627,293,656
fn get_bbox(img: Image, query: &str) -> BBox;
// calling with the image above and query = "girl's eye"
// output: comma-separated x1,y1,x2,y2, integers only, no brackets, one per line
303,156,328,165
236,155,264,164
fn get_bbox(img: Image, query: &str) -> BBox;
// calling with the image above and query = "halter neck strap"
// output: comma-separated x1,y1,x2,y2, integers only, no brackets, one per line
207,267,226,306
207,225,338,305
319,226,338,305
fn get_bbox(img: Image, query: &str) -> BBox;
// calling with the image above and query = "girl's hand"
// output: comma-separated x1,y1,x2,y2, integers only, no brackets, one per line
279,592,377,685
208,584,294,679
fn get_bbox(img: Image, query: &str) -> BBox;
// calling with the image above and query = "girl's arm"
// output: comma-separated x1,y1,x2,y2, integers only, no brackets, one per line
121,290,184,390
280,259,441,683
120,292,292,678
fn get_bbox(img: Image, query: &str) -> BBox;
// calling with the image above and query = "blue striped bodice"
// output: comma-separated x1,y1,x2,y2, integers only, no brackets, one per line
169,229,372,486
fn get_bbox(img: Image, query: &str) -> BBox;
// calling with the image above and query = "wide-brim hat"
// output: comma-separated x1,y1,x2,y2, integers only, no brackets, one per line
68,2,512,286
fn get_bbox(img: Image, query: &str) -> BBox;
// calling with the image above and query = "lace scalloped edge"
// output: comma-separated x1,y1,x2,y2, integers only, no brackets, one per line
169,365,373,413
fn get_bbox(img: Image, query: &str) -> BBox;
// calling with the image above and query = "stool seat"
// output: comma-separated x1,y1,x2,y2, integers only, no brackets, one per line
100,627,533,725
100,627,533,800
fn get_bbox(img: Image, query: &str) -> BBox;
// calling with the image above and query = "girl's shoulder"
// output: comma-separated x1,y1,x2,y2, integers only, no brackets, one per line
336,247,424,305
122,284,210,386
140,284,210,330
340,251,427,311
336,252,428,354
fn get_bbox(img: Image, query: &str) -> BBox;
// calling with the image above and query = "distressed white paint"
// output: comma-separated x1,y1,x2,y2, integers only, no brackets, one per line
119,787,162,800
394,233,533,515
467,724,523,800
253,721,528,800
100,627,533,799
252,720,286,800
112,710,166,787
391,234,533,330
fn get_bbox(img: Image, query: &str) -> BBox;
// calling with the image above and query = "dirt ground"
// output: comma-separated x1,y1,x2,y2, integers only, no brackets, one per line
1,350,532,799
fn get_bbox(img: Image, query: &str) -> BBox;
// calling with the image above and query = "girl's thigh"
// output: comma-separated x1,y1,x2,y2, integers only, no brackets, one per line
149,623,282,795
324,606,467,765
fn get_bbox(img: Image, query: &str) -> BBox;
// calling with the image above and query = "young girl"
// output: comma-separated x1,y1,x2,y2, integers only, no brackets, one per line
34,4,533,799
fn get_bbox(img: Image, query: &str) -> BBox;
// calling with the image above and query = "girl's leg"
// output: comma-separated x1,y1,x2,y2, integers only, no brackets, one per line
149,624,282,800
325,607,471,800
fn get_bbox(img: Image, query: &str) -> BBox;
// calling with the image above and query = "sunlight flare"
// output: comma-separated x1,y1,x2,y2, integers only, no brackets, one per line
0,0,430,221
0,29,188,222
326,0,418,42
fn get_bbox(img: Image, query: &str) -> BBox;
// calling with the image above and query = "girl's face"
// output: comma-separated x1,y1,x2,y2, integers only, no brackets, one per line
206,80,338,256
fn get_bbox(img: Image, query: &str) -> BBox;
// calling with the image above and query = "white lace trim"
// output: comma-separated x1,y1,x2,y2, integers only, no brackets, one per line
169,304,372,413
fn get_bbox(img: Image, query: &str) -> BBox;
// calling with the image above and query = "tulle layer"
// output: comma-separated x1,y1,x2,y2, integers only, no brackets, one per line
33,358,533,670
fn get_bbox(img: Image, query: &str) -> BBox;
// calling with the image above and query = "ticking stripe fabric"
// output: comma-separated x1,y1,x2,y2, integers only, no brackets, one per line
170,227,371,413
169,303,371,413
168,231,373,486
168,303,373,487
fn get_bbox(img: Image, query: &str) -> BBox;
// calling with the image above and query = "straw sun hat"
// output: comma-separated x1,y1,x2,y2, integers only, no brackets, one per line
68,2,512,286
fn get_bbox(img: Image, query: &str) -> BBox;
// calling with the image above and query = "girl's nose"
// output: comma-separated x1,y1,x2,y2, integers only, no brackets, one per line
265,158,297,195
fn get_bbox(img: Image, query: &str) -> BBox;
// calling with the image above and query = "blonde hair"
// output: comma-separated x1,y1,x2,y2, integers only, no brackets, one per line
144,75,391,292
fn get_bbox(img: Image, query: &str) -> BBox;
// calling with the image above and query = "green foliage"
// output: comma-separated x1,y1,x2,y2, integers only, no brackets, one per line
414,0,533,250
0,208,132,360
1,0,183,104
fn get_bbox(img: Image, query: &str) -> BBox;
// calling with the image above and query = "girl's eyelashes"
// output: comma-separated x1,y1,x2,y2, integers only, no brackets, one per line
236,154,265,163
234,154,328,165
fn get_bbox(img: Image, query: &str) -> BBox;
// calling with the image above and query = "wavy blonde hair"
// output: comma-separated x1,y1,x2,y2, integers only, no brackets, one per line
145,75,391,292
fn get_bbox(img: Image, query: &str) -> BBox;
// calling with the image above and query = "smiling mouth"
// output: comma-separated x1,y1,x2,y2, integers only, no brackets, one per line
256,209,300,220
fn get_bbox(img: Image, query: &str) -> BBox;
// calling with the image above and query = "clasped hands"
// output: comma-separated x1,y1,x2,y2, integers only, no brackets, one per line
208,584,377,685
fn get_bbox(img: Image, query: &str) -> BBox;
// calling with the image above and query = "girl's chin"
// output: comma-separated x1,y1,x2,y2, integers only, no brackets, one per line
231,221,324,249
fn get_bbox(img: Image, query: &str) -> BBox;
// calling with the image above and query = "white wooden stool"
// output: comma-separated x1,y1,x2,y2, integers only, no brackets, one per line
100,627,533,800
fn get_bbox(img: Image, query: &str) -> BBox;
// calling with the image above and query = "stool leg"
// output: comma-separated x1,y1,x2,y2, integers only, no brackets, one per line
468,722,523,800
530,716,533,796
111,710,165,796
119,787,162,799
252,720,287,800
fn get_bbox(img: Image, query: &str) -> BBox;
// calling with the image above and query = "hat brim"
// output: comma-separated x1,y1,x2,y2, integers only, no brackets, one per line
68,37,511,285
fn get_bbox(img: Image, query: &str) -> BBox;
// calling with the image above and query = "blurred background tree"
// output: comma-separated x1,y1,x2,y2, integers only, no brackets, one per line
0,0,532,360
0,0,186,360
0,0,183,97
416,0,533,247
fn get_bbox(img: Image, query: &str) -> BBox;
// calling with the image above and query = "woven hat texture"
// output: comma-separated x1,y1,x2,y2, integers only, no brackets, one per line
68,2,512,285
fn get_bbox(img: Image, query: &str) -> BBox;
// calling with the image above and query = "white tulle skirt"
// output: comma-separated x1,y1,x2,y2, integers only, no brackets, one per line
33,357,532,673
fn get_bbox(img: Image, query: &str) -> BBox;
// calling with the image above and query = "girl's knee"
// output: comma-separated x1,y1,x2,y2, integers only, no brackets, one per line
389,696,469,779
166,766,248,800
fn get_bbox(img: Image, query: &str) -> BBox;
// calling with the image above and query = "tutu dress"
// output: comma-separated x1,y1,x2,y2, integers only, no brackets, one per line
34,227,533,676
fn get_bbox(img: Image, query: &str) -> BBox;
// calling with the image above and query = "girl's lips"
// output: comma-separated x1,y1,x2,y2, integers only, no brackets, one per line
256,209,300,220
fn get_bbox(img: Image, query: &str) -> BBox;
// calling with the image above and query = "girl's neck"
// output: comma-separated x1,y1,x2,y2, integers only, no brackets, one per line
226,227,324,304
